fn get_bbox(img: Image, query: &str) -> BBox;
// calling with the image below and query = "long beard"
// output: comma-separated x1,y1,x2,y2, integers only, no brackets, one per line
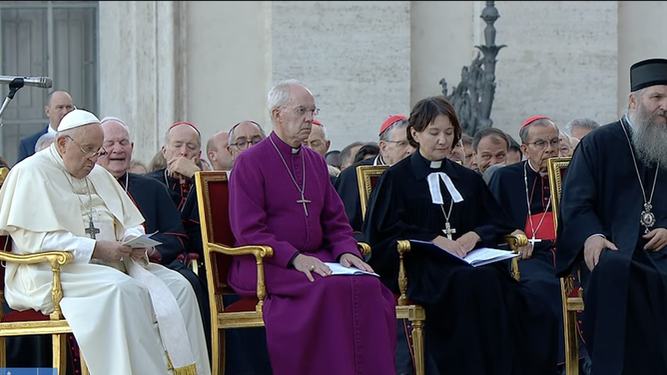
629,106,667,167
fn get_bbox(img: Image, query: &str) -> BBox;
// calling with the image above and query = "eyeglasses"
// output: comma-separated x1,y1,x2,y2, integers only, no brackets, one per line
525,139,560,150
286,106,320,117
230,136,264,149
65,135,108,159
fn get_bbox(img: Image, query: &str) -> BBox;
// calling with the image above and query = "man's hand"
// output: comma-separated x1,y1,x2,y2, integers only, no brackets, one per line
292,253,331,282
167,155,201,180
511,229,533,260
643,228,667,252
340,253,375,273
584,235,618,271
432,236,467,258
92,240,132,263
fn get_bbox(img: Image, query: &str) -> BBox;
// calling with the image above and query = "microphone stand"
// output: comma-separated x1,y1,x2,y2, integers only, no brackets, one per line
0,78,26,126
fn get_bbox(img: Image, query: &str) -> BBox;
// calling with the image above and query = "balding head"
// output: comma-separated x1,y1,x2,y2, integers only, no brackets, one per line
98,117,134,178
207,131,233,170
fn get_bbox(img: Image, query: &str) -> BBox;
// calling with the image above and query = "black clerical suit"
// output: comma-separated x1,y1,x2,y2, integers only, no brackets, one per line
363,151,558,375
333,156,375,239
489,160,588,367
557,118,667,375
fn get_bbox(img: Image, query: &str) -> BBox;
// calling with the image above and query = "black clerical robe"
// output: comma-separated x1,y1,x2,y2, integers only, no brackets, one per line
489,160,587,365
333,156,375,239
363,151,558,375
556,119,667,375
144,167,194,211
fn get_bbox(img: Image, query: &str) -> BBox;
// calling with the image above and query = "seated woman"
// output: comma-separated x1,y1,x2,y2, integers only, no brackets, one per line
362,95,559,375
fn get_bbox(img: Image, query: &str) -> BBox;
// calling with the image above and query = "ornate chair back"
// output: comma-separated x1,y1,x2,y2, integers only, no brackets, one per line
547,156,584,375
194,170,272,375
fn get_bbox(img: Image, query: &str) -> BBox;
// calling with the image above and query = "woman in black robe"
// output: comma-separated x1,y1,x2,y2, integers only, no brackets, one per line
362,96,558,375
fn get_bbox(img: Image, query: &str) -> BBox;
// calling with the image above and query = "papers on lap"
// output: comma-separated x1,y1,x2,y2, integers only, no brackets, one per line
122,231,162,248
324,262,380,277
410,239,519,267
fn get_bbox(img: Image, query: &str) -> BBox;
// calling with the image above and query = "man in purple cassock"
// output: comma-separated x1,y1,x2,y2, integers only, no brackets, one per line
228,79,397,375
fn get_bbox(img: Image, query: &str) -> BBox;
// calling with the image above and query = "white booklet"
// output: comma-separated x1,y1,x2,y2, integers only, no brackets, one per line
122,231,162,248
323,262,380,277
410,239,519,267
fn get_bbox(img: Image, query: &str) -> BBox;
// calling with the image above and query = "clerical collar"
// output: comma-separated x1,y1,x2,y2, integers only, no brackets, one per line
291,147,300,154
430,160,442,169
373,155,386,166
527,160,547,177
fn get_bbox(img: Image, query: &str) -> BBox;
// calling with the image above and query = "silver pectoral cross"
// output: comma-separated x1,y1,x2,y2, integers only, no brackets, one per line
528,235,542,249
442,222,456,240
297,192,311,216
85,220,100,239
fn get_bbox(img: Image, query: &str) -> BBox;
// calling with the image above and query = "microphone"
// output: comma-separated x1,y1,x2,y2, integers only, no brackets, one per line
0,75,53,89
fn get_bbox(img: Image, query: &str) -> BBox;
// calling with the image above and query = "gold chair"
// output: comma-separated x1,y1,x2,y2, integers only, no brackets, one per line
547,156,584,375
195,170,374,374
0,167,89,374
356,164,527,375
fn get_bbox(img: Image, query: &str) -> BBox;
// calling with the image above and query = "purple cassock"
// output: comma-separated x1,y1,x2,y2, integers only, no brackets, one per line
228,131,397,375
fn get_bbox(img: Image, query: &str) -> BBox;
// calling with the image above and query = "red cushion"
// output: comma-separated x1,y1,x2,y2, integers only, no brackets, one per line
224,297,260,313
2,309,51,322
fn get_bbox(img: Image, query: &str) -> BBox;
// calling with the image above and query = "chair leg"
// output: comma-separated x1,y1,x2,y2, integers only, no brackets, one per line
52,333,67,374
80,353,90,375
0,336,6,368
211,327,220,375
564,309,579,375
411,319,425,375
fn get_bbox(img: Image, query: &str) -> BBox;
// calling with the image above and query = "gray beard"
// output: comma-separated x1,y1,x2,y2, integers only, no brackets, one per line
629,113,667,168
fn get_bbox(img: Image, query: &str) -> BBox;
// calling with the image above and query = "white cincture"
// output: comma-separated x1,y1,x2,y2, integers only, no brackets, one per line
427,172,463,204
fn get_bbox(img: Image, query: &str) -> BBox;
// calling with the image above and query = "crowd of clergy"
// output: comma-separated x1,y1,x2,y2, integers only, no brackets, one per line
3,57,667,375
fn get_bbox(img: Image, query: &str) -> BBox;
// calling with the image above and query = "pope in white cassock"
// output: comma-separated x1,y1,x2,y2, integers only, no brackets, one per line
0,110,211,375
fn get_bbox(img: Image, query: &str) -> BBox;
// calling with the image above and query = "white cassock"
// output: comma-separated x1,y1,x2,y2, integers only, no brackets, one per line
0,145,211,375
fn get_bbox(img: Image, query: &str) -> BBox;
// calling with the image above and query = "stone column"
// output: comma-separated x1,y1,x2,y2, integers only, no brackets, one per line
98,1,187,163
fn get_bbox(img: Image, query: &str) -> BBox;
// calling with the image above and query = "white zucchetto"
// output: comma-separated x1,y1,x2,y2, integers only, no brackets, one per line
57,109,100,131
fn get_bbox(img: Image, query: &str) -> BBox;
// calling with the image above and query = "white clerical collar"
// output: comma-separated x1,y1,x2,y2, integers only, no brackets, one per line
429,160,442,169
373,155,386,166
291,147,300,154
527,160,548,177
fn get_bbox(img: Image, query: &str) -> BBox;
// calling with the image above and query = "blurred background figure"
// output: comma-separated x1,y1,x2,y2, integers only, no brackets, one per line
564,117,600,140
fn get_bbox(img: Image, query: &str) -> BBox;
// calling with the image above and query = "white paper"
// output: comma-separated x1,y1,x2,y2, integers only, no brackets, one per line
123,231,162,248
409,239,519,267
323,262,379,277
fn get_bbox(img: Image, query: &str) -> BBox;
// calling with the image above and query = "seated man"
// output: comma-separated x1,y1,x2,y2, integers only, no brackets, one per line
0,110,210,375
97,116,212,360
229,79,397,375
471,127,510,174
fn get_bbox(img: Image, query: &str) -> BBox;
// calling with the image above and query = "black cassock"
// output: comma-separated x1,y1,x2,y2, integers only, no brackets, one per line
363,151,558,375
557,119,667,375
333,157,375,239
489,160,588,365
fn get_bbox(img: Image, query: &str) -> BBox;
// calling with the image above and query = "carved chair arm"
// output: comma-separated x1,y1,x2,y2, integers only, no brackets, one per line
396,240,412,306
357,242,371,257
0,250,74,320
207,243,273,311
502,233,528,250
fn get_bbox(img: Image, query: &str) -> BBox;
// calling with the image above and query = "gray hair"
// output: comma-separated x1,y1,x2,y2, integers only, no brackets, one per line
228,120,267,146
379,119,409,142
34,132,57,153
563,118,599,137
267,79,305,118
100,116,132,140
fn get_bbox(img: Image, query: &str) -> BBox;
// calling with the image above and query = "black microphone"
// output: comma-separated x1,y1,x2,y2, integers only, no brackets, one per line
0,75,53,89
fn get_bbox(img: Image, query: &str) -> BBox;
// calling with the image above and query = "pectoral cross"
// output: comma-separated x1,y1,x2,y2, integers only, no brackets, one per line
442,222,456,240
85,220,100,239
297,192,311,216
528,235,542,249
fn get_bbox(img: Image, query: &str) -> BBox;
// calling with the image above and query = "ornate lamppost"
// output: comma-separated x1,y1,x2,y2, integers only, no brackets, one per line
440,1,506,136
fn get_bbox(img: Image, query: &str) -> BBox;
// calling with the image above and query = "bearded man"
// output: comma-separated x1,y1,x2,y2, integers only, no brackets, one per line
556,58,667,375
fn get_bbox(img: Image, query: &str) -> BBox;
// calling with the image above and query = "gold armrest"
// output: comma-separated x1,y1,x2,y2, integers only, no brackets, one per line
396,240,412,306
0,250,73,319
357,242,371,257
502,233,528,250
207,243,273,311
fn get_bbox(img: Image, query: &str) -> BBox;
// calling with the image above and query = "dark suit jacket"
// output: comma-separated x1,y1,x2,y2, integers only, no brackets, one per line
17,125,49,163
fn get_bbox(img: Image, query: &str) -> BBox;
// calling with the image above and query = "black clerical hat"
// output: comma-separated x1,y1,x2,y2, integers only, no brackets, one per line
630,58,667,91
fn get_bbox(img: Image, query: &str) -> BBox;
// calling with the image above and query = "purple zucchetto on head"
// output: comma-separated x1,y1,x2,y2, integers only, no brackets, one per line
630,58,667,92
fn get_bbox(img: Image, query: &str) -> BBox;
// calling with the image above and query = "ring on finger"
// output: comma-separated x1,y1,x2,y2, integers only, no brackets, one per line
310,265,315,271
